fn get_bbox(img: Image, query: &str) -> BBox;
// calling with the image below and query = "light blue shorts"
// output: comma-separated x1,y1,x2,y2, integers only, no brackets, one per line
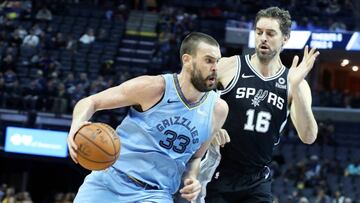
74,167,173,203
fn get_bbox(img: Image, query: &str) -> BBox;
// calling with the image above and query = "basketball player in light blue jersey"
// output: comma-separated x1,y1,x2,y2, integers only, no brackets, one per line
67,32,229,203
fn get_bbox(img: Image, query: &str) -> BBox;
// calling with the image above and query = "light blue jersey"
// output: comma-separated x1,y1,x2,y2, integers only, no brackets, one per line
74,74,219,203
113,73,219,194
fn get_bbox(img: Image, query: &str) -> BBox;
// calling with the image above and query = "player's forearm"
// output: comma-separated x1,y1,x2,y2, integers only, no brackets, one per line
71,97,96,126
292,86,318,144
183,157,201,179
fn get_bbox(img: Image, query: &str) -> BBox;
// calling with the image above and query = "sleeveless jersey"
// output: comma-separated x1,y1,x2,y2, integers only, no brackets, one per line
113,73,219,194
219,55,290,173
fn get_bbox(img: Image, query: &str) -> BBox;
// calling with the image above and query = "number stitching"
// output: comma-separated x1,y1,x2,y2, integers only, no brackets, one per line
159,130,190,153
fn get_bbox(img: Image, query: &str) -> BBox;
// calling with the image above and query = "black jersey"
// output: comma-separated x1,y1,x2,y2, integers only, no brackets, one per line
219,55,289,173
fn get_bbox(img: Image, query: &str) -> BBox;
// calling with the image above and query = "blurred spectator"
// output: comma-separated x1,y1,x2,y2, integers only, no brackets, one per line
317,120,336,146
2,186,15,203
9,29,23,47
35,5,52,21
23,79,41,110
326,0,341,15
100,60,115,76
332,190,346,203
66,34,78,51
22,30,39,47
0,183,7,201
52,83,69,114
114,3,128,22
31,24,44,37
299,197,310,203
79,28,95,44
62,192,75,203
1,54,16,71
54,192,64,203
69,83,86,109
305,155,322,187
97,29,108,42
330,21,347,32
14,25,28,39
64,72,76,91
344,197,352,203
0,73,4,107
3,68,17,88
54,32,67,48
312,187,331,203
345,160,360,176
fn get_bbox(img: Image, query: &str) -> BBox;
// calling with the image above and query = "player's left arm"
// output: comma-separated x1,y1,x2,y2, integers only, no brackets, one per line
290,80,317,144
289,46,320,144
179,99,228,201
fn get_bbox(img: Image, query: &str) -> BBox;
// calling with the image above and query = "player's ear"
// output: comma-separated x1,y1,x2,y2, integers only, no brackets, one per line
282,33,290,46
182,54,192,68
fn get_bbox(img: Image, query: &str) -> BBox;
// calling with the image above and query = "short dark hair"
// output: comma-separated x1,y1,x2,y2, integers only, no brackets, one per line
255,7,292,37
180,32,219,62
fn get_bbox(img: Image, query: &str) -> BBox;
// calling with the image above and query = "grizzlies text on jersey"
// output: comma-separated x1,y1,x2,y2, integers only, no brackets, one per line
113,73,219,194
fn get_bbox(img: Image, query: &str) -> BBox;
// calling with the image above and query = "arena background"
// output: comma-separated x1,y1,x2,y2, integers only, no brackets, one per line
0,0,359,202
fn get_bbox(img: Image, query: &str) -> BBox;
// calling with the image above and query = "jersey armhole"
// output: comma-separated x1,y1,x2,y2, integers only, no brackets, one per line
130,74,167,113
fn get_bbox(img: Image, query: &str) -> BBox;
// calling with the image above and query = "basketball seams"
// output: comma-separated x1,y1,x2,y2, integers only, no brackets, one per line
77,150,115,163
93,123,118,156
104,124,121,155
77,131,115,157
74,123,120,170
96,123,121,163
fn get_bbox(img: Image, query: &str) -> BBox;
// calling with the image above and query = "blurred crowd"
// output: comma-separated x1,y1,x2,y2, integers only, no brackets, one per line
0,184,75,203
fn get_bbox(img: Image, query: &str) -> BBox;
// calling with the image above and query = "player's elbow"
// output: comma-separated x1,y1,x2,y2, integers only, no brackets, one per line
300,128,318,144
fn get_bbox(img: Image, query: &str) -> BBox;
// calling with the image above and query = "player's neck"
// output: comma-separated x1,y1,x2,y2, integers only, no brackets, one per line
177,72,205,104
251,54,283,77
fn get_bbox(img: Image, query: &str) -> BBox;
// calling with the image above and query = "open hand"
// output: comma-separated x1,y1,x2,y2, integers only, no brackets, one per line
288,46,320,88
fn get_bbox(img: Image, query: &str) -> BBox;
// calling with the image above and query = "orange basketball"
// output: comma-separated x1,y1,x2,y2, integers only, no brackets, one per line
74,123,120,170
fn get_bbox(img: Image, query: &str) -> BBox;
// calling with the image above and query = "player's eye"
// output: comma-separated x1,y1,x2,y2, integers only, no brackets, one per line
267,32,275,37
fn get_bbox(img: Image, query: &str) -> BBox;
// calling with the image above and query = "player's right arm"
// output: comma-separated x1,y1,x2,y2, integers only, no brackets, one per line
68,75,165,163
179,99,229,201
217,56,238,89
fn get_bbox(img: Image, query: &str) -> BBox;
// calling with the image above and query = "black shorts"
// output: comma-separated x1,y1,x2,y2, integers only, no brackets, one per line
205,167,272,203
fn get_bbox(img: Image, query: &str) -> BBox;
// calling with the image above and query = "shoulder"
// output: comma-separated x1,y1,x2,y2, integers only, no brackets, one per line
120,75,165,101
126,75,165,93
124,75,166,110
213,98,229,120
218,55,240,89
218,55,238,67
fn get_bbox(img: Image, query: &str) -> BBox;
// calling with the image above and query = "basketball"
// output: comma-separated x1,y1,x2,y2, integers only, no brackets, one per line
74,123,120,170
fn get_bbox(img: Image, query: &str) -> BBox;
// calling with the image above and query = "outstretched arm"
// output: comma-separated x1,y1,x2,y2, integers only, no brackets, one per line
179,99,228,201
67,75,165,163
289,46,320,144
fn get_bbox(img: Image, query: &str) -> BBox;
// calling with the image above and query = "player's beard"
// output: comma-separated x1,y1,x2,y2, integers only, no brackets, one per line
190,62,217,92
256,46,278,63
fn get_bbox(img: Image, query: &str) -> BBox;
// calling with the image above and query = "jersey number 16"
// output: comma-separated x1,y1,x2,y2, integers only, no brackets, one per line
244,109,271,133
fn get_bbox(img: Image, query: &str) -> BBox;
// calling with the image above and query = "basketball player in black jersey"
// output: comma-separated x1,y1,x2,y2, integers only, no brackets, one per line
199,7,320,203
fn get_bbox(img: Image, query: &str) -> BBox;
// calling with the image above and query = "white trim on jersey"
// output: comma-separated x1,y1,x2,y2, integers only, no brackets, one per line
275,74,291,146
245,55,286,81
221,55,241,95
276,109,290,146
